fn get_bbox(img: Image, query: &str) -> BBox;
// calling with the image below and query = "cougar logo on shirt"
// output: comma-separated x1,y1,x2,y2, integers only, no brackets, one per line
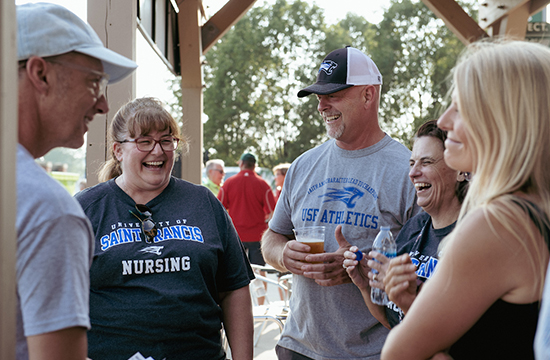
319,60,338,75
139,246,164,255
320,186,364,208
307,177,377,200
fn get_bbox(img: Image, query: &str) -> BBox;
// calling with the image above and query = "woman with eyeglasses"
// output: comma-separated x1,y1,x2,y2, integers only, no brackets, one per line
75,97,254,360
380,40,550,360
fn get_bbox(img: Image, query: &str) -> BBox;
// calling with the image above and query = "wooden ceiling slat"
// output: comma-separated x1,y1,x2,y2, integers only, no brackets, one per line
201,0,257,53
421,0,488,44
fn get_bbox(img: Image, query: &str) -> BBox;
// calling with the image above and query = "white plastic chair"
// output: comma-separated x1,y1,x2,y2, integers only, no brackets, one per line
249,265,291,347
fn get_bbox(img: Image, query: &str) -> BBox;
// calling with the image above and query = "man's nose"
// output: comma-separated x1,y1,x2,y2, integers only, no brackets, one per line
95,95,110,114
317,97,330,112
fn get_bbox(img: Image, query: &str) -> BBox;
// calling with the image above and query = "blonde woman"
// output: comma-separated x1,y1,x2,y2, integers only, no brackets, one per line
382,40,550,360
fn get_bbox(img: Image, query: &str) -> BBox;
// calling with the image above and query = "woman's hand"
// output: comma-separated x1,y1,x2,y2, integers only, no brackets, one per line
385,253,418,314
367,251,392,290
343,245,372,290
342,227,392,329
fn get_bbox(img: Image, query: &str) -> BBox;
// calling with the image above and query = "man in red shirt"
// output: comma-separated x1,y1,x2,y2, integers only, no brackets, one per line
218,153,276,268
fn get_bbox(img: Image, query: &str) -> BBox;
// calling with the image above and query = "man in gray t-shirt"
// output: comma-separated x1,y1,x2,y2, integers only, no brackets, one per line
15,4,136,360
262,46,420,360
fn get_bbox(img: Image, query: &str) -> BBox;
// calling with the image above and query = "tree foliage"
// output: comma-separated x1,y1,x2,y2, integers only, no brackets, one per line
169,0,476,167
372,0,474,147
199,0,327,167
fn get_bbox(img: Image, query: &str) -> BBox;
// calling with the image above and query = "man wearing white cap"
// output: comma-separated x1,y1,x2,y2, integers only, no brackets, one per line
262,46,420,359
15,3,137,360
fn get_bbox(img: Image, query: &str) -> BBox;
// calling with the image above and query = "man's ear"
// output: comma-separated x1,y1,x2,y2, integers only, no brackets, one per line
362,85,380,109
24,57,52,94
363,85,376,102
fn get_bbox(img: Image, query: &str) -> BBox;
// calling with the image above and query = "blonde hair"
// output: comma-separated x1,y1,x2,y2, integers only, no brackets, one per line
98,97,188,182
446,39,550,293
272,163,291,176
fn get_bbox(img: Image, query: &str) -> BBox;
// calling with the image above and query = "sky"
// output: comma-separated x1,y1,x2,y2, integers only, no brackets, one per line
203,0,391,25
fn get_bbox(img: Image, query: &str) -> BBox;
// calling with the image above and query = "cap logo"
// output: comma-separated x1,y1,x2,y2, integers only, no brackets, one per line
319,60,338,75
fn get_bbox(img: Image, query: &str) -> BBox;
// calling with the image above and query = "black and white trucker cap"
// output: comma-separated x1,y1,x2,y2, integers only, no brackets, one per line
297,46,382,98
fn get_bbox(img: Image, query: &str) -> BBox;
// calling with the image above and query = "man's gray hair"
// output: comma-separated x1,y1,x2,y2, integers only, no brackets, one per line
205,159,225,172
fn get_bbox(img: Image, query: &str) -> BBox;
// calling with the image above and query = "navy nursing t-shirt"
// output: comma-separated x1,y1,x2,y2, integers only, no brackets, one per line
76,177,254,360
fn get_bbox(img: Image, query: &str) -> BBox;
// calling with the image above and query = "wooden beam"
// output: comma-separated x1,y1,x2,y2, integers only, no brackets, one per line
530,0,550,14
201,0,257,53
421,0,488,45
178,0,203,183
479,0,550,38
0,0,17,358
479,0,527,28
498,1,531,37
87,0,137,187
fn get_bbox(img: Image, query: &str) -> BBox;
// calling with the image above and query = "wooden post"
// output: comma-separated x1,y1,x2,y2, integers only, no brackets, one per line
0,0,18,358
178,0,203,184
87,0,137,187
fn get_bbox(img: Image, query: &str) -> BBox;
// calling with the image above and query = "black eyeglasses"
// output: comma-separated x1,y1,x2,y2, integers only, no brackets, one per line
213,169,225,174
129,204,158,244
119,136,179,152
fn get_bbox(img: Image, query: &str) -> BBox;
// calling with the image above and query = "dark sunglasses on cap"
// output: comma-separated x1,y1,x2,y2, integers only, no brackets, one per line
129,204,158,244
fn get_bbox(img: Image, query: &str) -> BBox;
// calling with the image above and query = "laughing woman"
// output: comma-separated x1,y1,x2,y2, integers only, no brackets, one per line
381,40,550,360
342,119,468,329
75,97,254,360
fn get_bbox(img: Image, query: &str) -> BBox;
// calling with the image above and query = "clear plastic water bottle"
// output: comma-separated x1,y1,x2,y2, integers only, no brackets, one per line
371,226,396,305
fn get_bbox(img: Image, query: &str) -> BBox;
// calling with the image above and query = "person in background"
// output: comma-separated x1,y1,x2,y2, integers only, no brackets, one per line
343,119,468,328
272,163,292,299
218,153,276,305
261,46,420,360
203,158,225,196
37,160,53,173
218,153,276,268
382,39,550,360
75,97,254,360
272,163,291,204
77,178,88,192
15,3,136,360
52,163,69,172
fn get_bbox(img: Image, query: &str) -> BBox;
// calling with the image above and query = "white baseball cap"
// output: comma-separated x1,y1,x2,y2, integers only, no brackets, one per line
17,2,137,84
298,46,382,98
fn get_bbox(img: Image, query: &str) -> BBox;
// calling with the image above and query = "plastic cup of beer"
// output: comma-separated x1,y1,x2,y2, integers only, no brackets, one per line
293,226,325,257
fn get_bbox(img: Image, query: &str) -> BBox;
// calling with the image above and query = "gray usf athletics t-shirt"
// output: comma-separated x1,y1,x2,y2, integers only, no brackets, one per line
269,136,420,360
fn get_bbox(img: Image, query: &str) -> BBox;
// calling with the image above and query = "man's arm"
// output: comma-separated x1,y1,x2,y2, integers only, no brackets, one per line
27,327,87,360
261,229,291,272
